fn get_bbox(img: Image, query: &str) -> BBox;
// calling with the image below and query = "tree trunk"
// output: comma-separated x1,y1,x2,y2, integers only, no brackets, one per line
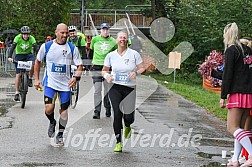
151,0,167,19
151,0,156,20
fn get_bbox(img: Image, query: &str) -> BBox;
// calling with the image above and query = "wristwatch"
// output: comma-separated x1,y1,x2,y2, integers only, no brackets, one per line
74,76,81,81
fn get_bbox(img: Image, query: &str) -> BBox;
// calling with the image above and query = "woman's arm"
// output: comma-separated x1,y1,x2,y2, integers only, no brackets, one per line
102,66,113,83
128,62,145,79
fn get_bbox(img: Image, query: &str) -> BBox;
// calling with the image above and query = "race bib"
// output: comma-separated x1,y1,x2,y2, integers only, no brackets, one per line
17,61,32,70
51,63,66,74
114,73,129,83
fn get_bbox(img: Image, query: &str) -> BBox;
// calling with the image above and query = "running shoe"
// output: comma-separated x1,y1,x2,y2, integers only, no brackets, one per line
93,111,100,119
48,120,56,138
114,142,122,152
14,93,20,102
124,126,132,139
55,133,64,146
105,108,111,117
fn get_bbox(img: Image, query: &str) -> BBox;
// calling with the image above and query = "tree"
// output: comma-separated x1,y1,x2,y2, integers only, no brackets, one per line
162,0,252,76
86,0,148,9
0,0,73,43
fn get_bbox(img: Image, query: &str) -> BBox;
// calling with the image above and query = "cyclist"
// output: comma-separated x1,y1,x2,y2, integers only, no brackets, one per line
8,26,38,102
90,23,117,119
34,23,83,146
68,26,89,74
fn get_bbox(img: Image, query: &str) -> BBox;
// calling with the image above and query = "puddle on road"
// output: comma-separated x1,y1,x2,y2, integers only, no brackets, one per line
200,162,225,167
13,162,65,167
198,152,229,167
197,152,221,159
200,138,233,147
138,86,231,139
0,85,16,130
138,85,233,166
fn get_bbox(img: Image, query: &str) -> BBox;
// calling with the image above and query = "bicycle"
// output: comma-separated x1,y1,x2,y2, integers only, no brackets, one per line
70,65,79,109
15,60,32,108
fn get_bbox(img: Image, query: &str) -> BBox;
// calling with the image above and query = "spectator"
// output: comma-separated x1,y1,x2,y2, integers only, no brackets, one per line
90,23,117,119
220,22,252,167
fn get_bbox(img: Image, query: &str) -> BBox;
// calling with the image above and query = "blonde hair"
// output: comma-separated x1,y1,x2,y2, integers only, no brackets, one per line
223,22,243,54
240,38,252,49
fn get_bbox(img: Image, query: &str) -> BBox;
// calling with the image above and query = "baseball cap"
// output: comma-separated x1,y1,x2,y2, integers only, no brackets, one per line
100,23,109,29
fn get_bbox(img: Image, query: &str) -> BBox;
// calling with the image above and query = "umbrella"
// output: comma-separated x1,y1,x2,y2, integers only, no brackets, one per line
2,29,18,34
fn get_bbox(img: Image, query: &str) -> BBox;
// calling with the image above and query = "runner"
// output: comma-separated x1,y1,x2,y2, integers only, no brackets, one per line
34,23,83,146
102,30,145,152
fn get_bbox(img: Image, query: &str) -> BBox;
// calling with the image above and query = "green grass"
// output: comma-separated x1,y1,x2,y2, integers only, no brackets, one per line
149,73,227,120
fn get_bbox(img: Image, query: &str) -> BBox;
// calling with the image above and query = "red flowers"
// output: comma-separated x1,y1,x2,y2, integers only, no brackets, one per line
198,50,224,87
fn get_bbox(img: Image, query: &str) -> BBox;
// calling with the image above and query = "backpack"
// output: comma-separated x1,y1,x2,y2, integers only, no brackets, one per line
67,36,82,47
42,40,76,86
45,40,75,59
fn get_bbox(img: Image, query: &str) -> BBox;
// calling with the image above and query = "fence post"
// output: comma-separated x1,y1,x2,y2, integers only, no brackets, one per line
114,10,117,28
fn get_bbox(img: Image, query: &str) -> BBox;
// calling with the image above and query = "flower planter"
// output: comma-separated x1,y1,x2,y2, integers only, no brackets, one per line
202,78,221,94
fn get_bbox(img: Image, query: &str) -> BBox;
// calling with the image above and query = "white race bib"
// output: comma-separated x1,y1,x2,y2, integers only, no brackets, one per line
17,61,32,70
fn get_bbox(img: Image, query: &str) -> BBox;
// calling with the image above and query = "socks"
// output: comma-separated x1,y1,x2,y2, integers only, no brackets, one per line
232,138,242,162
234,129,252,155
45,112,55,124
115,133,121,143
58,117,67,136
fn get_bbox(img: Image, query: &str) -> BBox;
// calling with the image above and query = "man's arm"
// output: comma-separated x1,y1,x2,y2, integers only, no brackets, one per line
34,59,41,80
69,64,83,88
8,42,17,58
75,64,83,78
34,59,42,90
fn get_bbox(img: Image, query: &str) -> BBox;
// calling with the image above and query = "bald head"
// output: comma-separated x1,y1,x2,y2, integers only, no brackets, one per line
55,23,68,44
56,23,68,31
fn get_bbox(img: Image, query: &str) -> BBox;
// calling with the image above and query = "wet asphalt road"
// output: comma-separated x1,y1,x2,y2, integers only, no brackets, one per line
0,73,233,167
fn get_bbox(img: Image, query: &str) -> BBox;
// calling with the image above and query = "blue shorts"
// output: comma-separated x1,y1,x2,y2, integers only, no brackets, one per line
15,53,35,74
44,86,70,110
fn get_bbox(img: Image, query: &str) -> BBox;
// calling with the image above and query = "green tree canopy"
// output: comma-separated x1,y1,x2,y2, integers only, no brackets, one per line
160,0,252,76
0,0,73,44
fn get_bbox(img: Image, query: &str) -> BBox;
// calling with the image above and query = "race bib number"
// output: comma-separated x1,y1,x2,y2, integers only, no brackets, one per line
114,73,129,83
51,63,66,74
17,61,32,70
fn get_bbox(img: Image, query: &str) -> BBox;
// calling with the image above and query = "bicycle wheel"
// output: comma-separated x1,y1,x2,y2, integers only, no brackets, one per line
20,72,28,108
70,81,79,109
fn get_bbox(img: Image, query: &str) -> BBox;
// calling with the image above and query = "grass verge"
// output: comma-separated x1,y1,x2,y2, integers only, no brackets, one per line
149,73,227,120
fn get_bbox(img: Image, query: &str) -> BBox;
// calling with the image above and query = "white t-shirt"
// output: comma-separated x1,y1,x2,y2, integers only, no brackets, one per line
104,48,142,86
37,40,82,91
